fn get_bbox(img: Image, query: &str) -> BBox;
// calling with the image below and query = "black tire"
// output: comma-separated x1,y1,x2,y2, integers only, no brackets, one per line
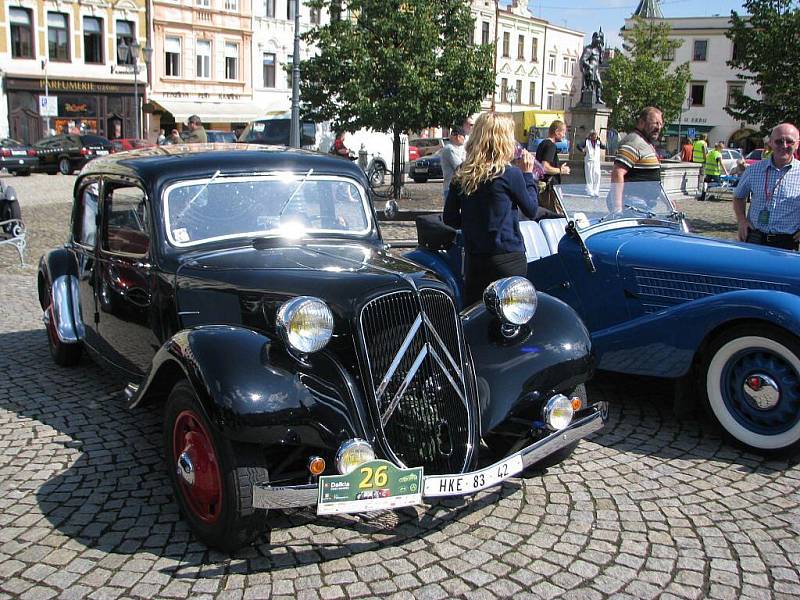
701,323,800,454
1,196,21,235
412,177,428,184
368,162,386,186
43,280,82,367
58,157,73,175
164,380,269,552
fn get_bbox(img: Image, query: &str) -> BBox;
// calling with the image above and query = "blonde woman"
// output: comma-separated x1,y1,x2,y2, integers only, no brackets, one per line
443,112,539,305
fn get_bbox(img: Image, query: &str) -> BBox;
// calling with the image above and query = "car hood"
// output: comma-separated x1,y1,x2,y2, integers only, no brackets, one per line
174,240,445,330
600,228,800,301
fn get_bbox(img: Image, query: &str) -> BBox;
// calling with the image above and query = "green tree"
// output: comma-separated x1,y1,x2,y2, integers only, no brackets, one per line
300,0,495,200
726,0,800,133
605,17,691,133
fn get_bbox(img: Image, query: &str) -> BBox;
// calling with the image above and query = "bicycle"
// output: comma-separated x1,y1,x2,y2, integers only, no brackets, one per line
363,156,402,219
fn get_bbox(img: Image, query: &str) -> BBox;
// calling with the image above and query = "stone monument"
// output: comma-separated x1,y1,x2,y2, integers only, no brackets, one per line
570,28,613,164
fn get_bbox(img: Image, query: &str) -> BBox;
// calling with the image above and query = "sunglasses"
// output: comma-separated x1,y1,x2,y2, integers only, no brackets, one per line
773,137,798,146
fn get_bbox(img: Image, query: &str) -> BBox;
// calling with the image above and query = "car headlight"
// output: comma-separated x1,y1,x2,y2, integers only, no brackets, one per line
543,394,574,430
336,439,375,475
483,276,537,325
276,296,334,354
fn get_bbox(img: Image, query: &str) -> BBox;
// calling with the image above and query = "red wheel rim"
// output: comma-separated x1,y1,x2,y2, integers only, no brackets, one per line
172,409,223,524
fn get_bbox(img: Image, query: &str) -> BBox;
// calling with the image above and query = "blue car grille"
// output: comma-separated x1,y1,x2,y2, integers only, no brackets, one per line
634,268,790,313
358,289,473,475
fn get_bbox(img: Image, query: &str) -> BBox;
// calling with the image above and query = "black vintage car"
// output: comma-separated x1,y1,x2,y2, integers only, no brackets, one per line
33,134,113,175
38,145,605,551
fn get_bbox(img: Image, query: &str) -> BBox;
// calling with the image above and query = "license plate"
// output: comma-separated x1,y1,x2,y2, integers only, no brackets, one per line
317,459,423,515
414,167,428,174
423,453,524,497
96,150,109,155
11,150,25,156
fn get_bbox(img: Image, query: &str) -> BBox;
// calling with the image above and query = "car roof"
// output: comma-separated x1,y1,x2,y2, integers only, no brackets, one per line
79,144,369,185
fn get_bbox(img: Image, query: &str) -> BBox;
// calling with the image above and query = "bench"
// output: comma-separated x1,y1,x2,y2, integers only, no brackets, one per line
0,218,26,266
519,218,567,262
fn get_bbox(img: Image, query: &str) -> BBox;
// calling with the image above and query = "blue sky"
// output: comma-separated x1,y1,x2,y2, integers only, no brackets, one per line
509,0,748,46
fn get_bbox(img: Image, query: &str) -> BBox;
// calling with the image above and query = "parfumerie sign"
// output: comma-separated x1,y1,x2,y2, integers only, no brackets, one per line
6,77,134,94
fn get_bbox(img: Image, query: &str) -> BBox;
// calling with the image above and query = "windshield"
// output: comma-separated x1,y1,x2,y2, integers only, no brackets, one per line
557,181,678,230
164,174,371,247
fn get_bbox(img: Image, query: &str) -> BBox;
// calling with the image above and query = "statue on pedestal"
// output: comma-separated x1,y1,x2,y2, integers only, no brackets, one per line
580,29,605,105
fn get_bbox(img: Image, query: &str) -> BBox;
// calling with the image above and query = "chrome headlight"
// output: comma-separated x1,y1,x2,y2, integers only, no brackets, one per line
543,394,574,431
483,276,537,325
336,439,375,475
276,296,334,354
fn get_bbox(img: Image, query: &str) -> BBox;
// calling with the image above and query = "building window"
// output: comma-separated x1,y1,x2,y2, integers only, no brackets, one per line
502,32,509,57
116,20,135,65
48,12,70,61
83,17,103,64
726,83,744,107
310,7,321,24
224,0,239,10
517,35,525,60
263,52,276,87
165,37,181,76
10,8,34,59
547,54,556,74
570,58,576,76
224,42,238,79
500,78,508,103
661,47,675,61
529,81,536,105
731,42,745,61
562,93,571,110
546,92,554,110
481,22,490,45
515,80,522,103
693,40,707,61
288,0,296,20
196,39,211,78
690,82,705,106
531,37,538,62
196,0,210,7
263,0,276,18
287,54,295,88
561,56,570,76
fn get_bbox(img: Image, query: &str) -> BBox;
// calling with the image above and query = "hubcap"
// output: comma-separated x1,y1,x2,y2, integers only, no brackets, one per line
743,373,780,410
172,410,223,524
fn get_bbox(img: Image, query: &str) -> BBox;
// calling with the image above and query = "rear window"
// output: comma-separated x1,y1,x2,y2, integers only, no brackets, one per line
81,135,110,146
240,119,315,146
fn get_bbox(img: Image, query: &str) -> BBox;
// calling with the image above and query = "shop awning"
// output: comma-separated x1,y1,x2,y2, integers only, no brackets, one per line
663,123,714,136
146,98,276,123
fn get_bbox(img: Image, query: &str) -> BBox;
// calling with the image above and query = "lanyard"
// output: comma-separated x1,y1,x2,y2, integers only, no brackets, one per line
763,164,789,207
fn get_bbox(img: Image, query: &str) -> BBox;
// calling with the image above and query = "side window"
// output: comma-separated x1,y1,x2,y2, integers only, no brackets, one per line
74,182,99,248
103,184,149,255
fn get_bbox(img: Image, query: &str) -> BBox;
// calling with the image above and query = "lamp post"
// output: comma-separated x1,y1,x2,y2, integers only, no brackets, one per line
507,86,517,115
289,0,301,148
118,40,152,139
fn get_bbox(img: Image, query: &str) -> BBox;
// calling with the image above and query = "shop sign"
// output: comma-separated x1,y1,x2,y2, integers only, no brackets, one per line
39,95,58,117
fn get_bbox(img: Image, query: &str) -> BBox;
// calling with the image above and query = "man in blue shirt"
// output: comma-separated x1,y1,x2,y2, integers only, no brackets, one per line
734,123,800,250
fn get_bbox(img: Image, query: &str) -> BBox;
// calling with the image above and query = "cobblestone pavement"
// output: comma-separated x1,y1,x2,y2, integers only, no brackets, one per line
1,173,799,599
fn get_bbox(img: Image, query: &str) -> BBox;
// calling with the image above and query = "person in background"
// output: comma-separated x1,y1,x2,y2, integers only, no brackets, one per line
440,126,466,199
535,120,570,210
167,129,181,145
462,116,474,142
443,113,539,306
700,141,729,200
157,129,166,145
185,115,207,144
733,122,800,250
579,130,605,197
609,106,663,211
331,131,351,158
681,137,693,162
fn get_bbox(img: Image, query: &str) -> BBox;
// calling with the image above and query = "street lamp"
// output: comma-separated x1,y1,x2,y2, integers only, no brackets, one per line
118,40,152,139
289,0,301,147
507,86,517,114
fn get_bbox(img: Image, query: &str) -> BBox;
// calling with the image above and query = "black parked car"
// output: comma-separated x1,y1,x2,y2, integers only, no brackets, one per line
409,150,443,183
34,134,113,175
0,137,38,175
38,145,605,551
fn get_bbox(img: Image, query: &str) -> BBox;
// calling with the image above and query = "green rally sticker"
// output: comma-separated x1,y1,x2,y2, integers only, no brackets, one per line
317,459,424,515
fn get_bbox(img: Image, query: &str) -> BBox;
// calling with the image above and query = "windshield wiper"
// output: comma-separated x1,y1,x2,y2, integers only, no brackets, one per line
175,169,221,222
277,169,314,219
624,204,655,218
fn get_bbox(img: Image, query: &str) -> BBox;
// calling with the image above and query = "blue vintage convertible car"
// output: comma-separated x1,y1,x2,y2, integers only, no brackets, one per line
406,181,800,454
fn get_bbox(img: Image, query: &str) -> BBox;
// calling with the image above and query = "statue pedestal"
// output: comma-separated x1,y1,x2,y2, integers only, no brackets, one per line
569,105,612,162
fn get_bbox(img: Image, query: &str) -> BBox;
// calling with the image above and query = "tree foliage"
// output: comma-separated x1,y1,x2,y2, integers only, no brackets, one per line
605,18,691,132
726,0,800,133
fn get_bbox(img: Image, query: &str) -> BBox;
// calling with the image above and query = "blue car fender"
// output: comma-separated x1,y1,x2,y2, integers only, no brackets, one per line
594,289,800,378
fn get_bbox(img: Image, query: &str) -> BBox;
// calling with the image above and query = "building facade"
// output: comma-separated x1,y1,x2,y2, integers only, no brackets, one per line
1,0,148,143
624,14,759,149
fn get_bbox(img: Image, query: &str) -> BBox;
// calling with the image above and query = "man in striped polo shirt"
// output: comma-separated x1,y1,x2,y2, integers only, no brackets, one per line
609,106,663,211
734,122,800,250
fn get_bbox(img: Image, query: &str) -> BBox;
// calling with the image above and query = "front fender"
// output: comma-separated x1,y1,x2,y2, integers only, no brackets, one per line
461,293,593,434
594,289,800,377
38,249,83,342
133,326,368,451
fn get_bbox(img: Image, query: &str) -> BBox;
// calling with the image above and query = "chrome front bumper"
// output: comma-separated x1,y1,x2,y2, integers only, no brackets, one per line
252,403,607,511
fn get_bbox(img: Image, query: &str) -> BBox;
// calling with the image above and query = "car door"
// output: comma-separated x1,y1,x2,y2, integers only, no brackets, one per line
95,178,159,376
71,179,102,351
34,136,60,171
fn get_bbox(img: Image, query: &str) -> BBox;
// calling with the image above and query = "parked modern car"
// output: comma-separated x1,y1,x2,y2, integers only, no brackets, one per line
205,130,238,143
1,137,39,175
407,181,800,455
110,138,156,153
745,149,764,165
408,150,443,183
37,145,606,551
409,138,444,158
34,134,113,175
720,148,744,172
408,145,420,162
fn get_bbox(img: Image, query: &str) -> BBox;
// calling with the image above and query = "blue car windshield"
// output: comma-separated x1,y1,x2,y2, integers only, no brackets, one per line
163,174,371,247
556,181,677,230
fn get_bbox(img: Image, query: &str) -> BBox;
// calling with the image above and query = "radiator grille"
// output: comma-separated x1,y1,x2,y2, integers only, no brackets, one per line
359,289,471,475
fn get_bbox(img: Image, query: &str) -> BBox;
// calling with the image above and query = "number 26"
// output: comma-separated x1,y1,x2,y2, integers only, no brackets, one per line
359,465,388,489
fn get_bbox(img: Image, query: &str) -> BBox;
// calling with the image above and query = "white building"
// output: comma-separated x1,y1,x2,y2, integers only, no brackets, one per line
624,11,759,148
